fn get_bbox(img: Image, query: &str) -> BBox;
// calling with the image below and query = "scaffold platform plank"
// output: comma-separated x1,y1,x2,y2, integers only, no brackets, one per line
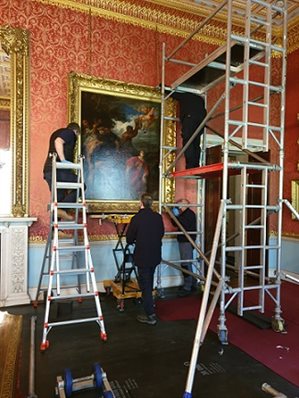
171,162,237,178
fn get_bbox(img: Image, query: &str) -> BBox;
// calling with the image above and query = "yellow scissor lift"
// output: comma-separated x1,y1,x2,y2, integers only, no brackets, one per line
159,1,288,396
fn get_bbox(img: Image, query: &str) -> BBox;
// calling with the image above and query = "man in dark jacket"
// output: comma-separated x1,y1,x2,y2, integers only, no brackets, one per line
171,92,206,169
172,198,197,297
126,193,164,325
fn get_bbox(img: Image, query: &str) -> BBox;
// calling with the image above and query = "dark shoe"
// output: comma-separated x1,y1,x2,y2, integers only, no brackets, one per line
178,289,191,298
136,314,157,325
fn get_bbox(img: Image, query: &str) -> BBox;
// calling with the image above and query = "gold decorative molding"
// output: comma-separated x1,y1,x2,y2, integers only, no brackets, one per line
35,0,229,47
0,26,29,217
0,96,10,110
35,0,299,52
291,180,299,219
29,233,119,243
0,312,22,398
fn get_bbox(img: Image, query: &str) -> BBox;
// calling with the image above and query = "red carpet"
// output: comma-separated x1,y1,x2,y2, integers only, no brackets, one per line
156,282,299,387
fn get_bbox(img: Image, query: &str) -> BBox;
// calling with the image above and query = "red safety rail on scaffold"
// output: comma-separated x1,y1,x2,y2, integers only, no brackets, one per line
171,162,240,179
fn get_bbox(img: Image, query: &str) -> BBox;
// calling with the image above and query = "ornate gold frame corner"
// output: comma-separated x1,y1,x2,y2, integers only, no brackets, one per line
0,25,29,217
68,72,175,213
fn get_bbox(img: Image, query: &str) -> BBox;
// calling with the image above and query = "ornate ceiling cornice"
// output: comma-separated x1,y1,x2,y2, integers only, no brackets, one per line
35,0,299,53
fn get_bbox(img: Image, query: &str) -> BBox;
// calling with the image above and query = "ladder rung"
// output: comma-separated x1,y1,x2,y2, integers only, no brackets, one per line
226,205,278,212
251,0,279,10
162,145,178,150
250,16,270,26
231,34,283,53
49,292,96,301
249,59,269,68
245,184,265,188
247,101,267,108
163,116,180,121
56,162,81,170
56,245,87,252
229,77,282,92
57,202,86,209
249,38,282,52
56,182,83,189
243,265,263,270
47,316,101,328
226,245,267,251
244,225,265,230
56,222,85,230
230,34,264,51
242,305,263,311
52,268,91,275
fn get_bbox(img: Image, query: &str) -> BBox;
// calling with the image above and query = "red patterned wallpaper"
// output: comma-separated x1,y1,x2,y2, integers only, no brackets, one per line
0,0,211,239
0,0,298,239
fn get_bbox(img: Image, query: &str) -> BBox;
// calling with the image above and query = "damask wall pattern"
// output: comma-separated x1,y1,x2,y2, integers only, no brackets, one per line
0,0,212,239
0,0,298,239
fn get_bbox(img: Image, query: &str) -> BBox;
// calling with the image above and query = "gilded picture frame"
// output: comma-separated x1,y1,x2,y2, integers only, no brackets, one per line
0,26,29,217
291,180,299,219
68,72,175,213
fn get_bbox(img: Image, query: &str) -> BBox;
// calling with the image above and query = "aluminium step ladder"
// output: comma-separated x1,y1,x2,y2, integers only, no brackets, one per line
40,154,107,351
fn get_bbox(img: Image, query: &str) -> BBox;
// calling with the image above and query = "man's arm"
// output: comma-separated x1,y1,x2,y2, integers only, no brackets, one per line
54,137,65,161
126,218,137,244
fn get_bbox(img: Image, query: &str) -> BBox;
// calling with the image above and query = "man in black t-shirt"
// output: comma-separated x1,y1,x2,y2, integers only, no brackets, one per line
43,122,81,221
171,198,198,297
171,92,206,169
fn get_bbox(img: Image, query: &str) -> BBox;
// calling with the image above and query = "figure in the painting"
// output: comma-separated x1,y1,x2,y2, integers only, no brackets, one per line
119,119,142,159
126,150,149,199
90,124,121,199
136,106,156,133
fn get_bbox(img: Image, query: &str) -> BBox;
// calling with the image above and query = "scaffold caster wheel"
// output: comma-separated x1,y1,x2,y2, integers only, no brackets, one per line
100,331,108,341
40,340,49,351
117,299,125,312
272,318,285,333
64,368,73,397
93,363,103,389
218,329,228,345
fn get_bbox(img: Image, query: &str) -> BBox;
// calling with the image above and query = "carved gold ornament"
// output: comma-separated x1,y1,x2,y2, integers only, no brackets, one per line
0,26,29,217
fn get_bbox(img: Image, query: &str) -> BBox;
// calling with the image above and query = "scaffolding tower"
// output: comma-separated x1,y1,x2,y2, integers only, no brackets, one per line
160,1,287,395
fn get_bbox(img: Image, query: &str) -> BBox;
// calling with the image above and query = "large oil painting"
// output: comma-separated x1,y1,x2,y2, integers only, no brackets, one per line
68,73,175,213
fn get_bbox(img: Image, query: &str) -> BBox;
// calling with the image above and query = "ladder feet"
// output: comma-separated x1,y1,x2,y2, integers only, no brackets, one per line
100,332,108,341
40,340,50,351
117,299,125,312
32,300,38,308
272,317,286,333
218,329,228,345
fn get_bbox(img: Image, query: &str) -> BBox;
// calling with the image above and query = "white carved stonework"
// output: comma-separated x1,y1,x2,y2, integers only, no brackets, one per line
0,217,36,307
